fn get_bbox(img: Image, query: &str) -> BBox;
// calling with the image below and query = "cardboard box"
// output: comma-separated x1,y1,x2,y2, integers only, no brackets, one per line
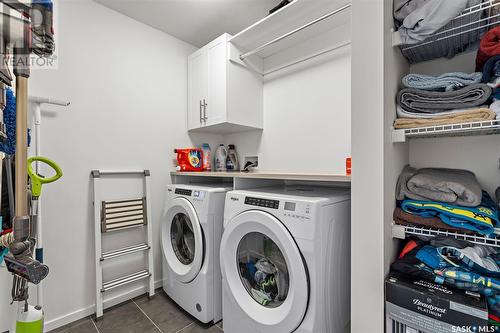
385,274,492,333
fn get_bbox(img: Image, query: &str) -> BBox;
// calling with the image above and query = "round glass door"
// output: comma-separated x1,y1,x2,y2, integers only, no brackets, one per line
171,213,196,265
237,232,289,308
220,210,309,332
162,197,203,283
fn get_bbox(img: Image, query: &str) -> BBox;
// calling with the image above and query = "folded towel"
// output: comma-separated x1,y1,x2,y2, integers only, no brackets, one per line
397,84,492,114
396,104,492,118
394,107,496,129
482,55,500,83
402,72,483,92
401,191,499,235
394,207,475,234
396,166,483,207
477,27,500,71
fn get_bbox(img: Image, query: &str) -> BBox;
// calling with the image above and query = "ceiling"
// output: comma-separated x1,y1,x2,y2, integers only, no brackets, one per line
95,0,279,47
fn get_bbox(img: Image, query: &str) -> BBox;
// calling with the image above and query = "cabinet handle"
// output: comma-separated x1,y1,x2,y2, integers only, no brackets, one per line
199,100,203,124
203,99,208,121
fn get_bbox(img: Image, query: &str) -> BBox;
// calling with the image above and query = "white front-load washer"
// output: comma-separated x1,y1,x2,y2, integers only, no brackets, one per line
162,183,230,323
220,186,351,333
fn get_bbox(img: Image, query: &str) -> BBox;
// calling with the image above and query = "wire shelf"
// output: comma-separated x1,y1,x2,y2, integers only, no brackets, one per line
392,223,500,248
392,119,500,142
393,1,500,63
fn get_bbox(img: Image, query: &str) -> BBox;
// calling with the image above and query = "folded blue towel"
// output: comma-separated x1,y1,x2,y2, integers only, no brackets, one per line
401,191,499,236
402,72,483,92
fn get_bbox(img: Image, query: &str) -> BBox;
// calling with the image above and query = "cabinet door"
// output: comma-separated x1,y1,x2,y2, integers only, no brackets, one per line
206,36,227,126
187,48,208,130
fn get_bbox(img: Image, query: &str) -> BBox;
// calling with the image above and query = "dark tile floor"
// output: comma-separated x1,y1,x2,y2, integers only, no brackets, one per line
49,291,223,333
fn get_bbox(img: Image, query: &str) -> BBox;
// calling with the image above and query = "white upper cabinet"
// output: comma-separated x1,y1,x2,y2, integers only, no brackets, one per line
187,33,263,134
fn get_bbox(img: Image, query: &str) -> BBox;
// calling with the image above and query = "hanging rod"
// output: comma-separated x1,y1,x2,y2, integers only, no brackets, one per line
240,2,351,60
264,40,351,76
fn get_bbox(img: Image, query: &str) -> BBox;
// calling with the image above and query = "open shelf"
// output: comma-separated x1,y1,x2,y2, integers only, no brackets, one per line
170,171,350,183
392,223,500,248
392,119,500,142
228,0,351,74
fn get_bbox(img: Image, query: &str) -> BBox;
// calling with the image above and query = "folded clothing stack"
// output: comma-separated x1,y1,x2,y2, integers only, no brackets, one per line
391,237,500,325
477,27,500,117
394,0,487,63
395,166,499,236
394,77,494,129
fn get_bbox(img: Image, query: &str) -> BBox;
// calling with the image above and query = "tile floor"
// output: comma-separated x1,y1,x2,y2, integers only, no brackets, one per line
49,291,223,333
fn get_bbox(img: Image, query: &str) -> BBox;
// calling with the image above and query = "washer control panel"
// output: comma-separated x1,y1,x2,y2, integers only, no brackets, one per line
283,201,312,221
245,196,279,209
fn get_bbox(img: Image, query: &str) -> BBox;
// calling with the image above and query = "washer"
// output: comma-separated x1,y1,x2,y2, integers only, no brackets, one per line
220,186,351,333
162,184,230,323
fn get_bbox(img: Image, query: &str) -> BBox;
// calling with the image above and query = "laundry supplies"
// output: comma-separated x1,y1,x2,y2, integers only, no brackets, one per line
214,144,228,172
402,72,483,92
396,166,483,207
174,148,203,172
200,143,212,171
226,144,240,171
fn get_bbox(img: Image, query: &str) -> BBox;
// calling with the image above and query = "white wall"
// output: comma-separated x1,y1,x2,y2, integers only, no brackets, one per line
223,47,351,174
0,0,223,330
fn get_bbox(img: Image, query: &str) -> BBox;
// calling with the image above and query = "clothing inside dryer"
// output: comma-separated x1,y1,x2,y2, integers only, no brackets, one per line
171,212,195,265
237,232,289,308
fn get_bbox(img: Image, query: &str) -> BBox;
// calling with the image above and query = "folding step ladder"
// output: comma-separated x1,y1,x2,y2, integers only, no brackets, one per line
91,170,155,318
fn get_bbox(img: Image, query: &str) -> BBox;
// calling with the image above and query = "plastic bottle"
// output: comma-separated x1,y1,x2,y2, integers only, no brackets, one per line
214,144,228,171
226,144,240,171
200,143,212,171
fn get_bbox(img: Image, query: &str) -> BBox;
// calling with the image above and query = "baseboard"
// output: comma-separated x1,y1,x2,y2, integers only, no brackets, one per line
44,279,163,331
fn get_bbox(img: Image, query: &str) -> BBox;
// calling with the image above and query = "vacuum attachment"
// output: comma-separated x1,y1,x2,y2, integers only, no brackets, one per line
4,255,48,285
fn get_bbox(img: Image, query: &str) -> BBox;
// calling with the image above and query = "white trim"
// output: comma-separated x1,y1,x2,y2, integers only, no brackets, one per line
44,279,163,331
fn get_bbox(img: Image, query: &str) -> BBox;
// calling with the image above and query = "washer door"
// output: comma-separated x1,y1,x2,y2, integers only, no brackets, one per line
220,210,309,332
162,197,204,283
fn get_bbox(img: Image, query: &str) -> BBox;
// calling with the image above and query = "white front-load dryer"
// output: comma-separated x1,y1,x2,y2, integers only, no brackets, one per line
220,186,351,333
162,184,230,323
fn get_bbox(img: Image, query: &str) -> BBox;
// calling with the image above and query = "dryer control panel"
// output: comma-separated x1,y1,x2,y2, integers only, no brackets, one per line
175,188,192,196
245,196,279,209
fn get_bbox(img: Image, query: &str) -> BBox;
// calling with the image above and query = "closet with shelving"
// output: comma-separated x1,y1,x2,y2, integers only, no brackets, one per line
352,1,500,332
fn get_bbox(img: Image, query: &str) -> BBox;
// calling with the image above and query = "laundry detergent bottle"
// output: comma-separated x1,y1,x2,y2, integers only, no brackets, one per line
200,143,212,171
226,144,240,171
214,144,228,171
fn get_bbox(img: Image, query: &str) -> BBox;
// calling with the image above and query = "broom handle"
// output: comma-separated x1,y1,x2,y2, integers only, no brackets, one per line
15,77,28,220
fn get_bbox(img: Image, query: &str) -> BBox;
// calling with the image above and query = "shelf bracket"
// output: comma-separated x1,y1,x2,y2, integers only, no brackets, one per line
392,224,406,240
392,128,406,143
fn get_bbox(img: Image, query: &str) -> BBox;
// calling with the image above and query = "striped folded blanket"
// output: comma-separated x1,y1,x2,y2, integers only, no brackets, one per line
394,107,496,129
401,191,499,236
402,72,483,92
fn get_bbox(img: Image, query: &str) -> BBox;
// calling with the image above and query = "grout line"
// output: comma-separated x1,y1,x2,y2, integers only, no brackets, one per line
132,299,164,333
90,317,100,333
174,322,195,333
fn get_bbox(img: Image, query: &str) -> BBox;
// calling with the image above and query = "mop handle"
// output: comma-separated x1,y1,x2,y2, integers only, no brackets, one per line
27,157,63,198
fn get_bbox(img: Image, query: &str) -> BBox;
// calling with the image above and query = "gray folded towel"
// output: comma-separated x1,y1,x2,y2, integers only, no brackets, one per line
396,165,482,207
398,84,492,114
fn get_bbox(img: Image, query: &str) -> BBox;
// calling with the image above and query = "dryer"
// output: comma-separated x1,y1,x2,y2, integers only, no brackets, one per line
162,184,230,323
220,186,351,333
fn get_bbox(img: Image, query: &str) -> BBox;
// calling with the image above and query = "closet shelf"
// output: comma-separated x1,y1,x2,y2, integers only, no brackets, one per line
392,1,500,63
228,0,351,74
392,224,500,248
392,119,500,142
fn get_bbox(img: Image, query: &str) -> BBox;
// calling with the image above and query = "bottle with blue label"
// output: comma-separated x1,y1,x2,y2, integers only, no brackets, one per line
226,144,240,171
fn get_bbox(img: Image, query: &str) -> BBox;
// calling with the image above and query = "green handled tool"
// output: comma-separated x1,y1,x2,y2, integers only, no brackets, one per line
27,156,63,198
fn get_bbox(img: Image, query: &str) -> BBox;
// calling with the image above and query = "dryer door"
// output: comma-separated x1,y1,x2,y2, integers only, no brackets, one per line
220,210,309,332
162,197,204,283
